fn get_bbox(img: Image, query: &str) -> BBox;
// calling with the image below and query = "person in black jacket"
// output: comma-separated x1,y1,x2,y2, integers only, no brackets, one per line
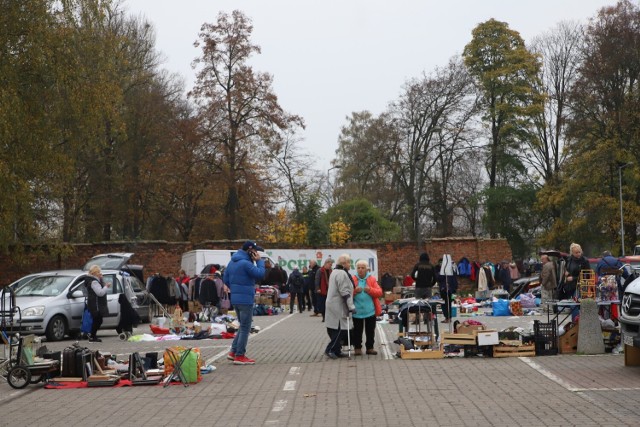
410,252,436,299
307,260,320,314
287,267,305,313
561,242,590,300
86,265,110,342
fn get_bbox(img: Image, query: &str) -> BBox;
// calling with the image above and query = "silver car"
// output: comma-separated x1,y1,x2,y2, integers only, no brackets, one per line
9,269,138,341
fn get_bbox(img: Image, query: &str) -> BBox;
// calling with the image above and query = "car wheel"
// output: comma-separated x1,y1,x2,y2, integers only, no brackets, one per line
45,315,67,341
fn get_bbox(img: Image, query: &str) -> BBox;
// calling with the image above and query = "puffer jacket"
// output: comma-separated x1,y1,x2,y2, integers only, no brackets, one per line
223,250,265,305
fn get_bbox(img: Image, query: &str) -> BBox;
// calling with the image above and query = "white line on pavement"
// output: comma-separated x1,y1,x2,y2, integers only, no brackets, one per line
283,380,296,391
377,321,394,360
520,357,584,391
206,313,295,365
272,399,287,412
288,366,300,375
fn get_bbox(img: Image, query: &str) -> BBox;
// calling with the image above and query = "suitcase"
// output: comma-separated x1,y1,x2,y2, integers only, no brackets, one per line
62,347,77,377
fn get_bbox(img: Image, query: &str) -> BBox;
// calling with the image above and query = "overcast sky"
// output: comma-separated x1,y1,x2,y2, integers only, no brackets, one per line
124,0,617,172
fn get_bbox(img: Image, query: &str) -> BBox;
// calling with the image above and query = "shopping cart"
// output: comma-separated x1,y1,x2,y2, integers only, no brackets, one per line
1,287,60,389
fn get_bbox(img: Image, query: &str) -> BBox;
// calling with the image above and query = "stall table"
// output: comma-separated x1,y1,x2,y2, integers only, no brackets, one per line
547,300,620,326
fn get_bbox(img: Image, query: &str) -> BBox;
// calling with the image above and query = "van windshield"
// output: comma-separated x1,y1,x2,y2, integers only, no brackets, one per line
14,276,74,297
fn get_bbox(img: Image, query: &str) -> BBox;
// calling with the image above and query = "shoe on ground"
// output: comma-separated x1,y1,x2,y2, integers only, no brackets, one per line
441,319,451,323
310,313,320,317
89,337,102,342
325,351,338,360
233,355,255,365
335,353,348,358
227,352,235,361
354,348,363,356
366,349,378,355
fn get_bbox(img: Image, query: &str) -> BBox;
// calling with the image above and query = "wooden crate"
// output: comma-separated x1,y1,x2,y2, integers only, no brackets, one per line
493,342,536,358
442,332,476,345
399,344,445,360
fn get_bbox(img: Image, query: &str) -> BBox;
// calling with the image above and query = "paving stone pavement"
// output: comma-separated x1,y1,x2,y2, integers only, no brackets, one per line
2,310,640,426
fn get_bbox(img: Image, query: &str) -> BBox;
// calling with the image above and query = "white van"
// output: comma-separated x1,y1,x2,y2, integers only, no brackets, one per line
180,249,275,277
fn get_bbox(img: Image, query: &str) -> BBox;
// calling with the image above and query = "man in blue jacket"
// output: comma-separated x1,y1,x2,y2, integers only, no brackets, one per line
223,241,265,365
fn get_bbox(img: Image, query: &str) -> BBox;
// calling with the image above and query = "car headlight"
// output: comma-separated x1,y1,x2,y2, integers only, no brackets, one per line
22,306,45,317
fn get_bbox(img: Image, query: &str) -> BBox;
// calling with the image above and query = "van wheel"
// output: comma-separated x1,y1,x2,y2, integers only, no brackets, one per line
46,315,67,341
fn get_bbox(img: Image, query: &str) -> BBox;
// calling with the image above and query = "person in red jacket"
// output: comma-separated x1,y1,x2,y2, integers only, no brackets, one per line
315,258,334,322
351,260,383,355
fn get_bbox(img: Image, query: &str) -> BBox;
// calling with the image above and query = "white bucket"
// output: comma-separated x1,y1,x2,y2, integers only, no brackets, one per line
156,317,166,327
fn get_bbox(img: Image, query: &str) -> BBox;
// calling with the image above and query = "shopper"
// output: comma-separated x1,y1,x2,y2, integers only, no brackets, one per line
307,260,320,315
324,254,355,359
287,267,305,313
351,259,382,355
410,252,436,299
86,265,111,343
315,258,334,322
223,241,265,365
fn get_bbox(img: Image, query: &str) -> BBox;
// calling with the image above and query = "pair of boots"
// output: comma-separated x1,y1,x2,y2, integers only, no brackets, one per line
353,348,377,356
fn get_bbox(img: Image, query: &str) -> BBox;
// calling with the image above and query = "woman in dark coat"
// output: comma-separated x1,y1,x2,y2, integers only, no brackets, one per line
561,242,590,300
86,265,110,342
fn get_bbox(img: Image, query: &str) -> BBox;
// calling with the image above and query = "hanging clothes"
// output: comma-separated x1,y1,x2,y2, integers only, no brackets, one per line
149,275,171,305
199,276,219,306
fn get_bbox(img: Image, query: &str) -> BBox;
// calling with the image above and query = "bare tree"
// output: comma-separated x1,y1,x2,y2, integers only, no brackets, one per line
529,20,584,185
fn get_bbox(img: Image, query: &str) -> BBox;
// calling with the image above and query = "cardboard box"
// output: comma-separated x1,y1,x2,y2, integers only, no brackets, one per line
476,330,499,346
457,324,485,335
559,323,579,354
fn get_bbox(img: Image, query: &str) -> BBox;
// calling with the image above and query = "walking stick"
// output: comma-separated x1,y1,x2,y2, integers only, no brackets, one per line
346,314,351,360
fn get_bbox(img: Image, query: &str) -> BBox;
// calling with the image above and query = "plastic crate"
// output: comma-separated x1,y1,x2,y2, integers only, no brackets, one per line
533,320,558,356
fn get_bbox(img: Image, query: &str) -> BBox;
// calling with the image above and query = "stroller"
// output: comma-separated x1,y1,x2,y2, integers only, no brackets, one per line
116,294,141,340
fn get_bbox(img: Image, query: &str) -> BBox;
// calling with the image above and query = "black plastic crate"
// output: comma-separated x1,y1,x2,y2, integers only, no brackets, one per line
533,320,558,356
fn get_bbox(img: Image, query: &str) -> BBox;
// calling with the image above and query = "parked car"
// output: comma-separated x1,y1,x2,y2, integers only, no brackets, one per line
9,269,139,341
82,252,150,322
618,268,640,348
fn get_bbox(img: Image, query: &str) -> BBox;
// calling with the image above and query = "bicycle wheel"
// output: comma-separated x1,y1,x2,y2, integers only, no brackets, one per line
7,365,31,389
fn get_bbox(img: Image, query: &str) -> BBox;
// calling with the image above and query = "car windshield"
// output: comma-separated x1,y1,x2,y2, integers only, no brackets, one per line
83,255,127,271
14,276,74,297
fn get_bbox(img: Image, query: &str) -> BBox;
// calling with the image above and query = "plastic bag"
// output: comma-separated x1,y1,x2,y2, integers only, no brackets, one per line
519,293,536,308
492,299,510,316
81,307,93,333
163,346,202,383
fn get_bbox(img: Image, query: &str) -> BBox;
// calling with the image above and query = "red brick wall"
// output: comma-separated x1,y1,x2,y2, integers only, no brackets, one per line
0,238,511,287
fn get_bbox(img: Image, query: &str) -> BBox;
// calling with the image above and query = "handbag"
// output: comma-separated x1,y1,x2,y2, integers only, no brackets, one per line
220,291,231,310
81,306,93,333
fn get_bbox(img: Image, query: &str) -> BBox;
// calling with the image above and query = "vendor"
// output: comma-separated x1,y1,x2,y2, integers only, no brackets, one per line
561,243,590,300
